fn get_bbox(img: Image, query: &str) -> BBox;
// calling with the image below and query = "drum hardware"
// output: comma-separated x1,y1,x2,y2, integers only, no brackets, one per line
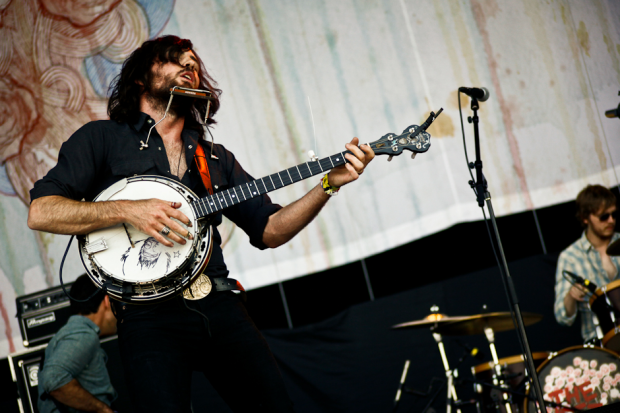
393,310,544,413
393,376,450,413
392,307,484,413
433,331,461,413
461,377,584,412
394,360,411,409
484,326,514,413
593,313,605,347
473,352,550,413
589,280,620,352
433,310,543,413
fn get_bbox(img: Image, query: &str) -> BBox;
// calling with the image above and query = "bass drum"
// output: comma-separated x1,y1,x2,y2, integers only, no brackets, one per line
524,346,620,412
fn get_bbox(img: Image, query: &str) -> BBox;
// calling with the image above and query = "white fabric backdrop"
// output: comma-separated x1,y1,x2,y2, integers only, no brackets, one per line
0,0,618,357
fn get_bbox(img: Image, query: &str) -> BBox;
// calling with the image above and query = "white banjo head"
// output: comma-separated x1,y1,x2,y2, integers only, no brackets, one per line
79,175,213,303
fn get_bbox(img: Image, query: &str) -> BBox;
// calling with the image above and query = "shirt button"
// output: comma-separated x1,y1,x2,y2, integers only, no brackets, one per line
147,119,153,124
188,145,193,149
214,185,219,189
158,147,161,150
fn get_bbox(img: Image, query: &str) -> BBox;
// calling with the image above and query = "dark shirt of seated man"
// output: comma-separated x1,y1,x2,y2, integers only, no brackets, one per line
38,274,118,413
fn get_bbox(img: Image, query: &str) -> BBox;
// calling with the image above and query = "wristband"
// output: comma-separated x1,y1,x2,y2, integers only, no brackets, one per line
321,174,340,196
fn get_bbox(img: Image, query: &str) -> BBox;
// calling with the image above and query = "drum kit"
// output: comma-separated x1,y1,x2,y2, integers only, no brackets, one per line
391,237,620,413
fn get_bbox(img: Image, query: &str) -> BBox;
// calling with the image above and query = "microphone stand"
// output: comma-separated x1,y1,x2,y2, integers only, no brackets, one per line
466,97,547,413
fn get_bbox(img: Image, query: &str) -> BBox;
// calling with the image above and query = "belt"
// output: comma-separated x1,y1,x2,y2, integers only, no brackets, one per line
212,276,245,293
182,274,246,301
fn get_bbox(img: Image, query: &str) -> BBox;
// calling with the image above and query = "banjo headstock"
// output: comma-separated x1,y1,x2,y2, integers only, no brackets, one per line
369,109,441,159
372,125,431,158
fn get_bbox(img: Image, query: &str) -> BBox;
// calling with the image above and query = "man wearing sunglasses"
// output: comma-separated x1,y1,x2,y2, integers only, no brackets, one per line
554,184,620,344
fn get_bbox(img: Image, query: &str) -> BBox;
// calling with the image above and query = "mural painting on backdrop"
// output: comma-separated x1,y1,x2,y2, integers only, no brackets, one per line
0,0,619,360
0,0,176,355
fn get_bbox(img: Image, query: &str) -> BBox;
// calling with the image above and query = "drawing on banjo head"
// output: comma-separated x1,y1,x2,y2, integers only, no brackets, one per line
79,110,442,304
121,237,172,276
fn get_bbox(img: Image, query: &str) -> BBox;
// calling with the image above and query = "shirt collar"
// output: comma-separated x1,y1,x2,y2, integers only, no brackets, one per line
131,112,201,138
131,112,152,133
69,314,100,335
130,112,201,159
578,230,620,253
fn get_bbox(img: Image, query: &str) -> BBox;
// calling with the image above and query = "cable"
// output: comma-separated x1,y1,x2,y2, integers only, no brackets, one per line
458,92,476,185
181,297,212,337
59,235,101,303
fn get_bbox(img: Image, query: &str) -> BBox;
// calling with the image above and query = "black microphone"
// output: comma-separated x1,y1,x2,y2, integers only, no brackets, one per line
459,87,490,102
563,270,598,293
605,106,619,119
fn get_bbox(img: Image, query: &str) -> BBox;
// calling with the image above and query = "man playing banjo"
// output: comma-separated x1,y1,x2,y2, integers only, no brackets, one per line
28,35,375,412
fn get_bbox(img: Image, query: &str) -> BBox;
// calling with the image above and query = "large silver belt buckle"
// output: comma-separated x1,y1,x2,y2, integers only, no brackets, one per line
182,273,212,300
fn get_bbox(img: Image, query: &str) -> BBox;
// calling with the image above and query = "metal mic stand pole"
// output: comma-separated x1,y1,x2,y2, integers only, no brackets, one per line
467,97,547,413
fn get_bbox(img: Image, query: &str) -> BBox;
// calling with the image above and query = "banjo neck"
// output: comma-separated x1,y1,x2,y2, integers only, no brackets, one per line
190,151,350,220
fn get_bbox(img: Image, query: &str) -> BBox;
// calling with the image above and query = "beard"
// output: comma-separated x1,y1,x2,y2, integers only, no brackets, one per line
588,221,615,241
144,72,194,118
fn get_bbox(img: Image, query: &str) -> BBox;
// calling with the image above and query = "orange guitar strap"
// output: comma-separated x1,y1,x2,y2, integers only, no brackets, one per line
193,143,214,195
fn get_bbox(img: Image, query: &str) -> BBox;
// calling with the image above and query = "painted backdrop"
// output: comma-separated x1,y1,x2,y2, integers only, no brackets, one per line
0,0,618,357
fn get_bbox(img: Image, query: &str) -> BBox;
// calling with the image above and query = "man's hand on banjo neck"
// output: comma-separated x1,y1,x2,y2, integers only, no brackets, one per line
28,196,192,248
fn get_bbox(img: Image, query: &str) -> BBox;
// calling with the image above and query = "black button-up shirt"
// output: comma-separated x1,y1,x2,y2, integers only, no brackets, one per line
30,113,282,278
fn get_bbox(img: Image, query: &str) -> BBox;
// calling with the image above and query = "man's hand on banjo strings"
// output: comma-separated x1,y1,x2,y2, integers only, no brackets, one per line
121,198,193,248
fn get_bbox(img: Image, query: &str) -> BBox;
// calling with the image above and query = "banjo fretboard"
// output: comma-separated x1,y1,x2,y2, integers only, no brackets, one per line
190,151,350,219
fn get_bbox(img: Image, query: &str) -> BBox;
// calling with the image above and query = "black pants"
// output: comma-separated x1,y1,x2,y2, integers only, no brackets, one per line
114,292,294,412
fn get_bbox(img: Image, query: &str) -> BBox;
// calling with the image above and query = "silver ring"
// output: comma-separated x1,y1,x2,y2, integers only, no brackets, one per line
160,226,171,236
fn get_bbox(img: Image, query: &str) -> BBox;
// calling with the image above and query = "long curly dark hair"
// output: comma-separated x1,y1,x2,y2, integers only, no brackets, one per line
107,35,222,139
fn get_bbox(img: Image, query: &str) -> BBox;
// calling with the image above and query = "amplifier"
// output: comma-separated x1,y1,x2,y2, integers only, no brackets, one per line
15,283,74,347
7,335,123,413
7,343,45,413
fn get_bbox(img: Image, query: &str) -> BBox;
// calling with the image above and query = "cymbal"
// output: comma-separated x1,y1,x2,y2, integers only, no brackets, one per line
607,238,620,256
392,313,478,329
433,312,543,336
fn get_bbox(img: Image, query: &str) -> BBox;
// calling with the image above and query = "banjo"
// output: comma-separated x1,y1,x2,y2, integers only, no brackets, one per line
79,111,440,303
